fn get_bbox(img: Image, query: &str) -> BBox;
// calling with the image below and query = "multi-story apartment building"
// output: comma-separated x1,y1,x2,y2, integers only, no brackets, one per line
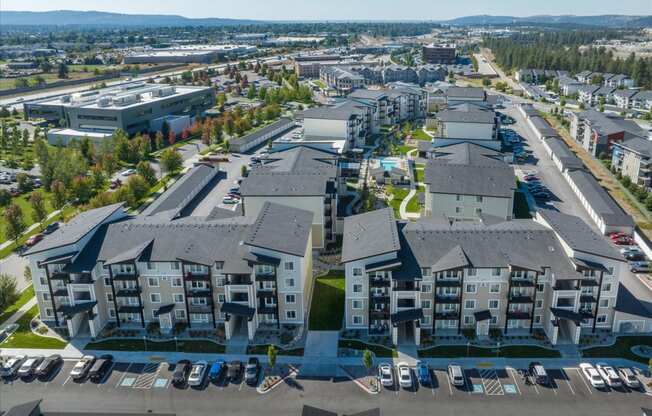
25,83,215,140
320,66,367,94
24,200,315,342
240,145,340,250
432,102,500,150
423,142,516,220
611,137,652,190
300,101,370,149
341,208,632,346
349,85,427,133
613,89,640,110
570,110,647,157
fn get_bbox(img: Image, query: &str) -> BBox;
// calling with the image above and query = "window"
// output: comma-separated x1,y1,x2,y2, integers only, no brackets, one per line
285,278,295,288
536,299,543,309
218,294,225,303
43,293,51,301
353,284,363,293
464,299,476,309
421,267,431,277
352,300,363,309
456,195,461,201
214,261,224,270
172,278,182,287
286,310,297,320
464,315,474,325
455,207,461,214
352,268,362,277
147,277,159,287
596,314,607,324
40,277,47,286
476,196,483,203
475,208,482,215
45,308,53,317
602,283,612,292
421,300,431,309
599,298,609,308
146,262,156,271
607,267,614,275
109,309,116,318
284,262,294,271
536,283,544,292
465,284,477,294
285,294,296,304
490,316,498,325
150,293,161,303
467,268,476,276
175,309,186,320
353,315,363,325
106,294,113,303
492,268,501,276
489,284,500,293
489,299,500,309
534,315,542,324
217,276,227,287
421,316,431,325
171,262,180,270
421,284,432,293
103,277,111,287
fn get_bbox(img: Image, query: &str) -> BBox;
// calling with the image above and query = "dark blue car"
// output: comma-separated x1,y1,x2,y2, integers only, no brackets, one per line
209,360,226,382
416,362,430,385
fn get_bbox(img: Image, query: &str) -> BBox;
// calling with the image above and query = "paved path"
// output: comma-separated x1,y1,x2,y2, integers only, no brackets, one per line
0,297,36,331
304,331,339,358
0,208,62,252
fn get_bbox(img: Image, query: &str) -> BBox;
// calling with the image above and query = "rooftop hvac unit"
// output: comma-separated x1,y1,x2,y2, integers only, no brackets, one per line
60,95,71,103
97,97,112,107
113,94,138,106
156,86,175,97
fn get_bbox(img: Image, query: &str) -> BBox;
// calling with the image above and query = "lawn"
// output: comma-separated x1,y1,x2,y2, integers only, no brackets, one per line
309,271,345,330
85,338,226,354
396,145,416,156
0,285,34,326
411,128,432,141
0,192,55,244
581,336,652,364
413,167,425,184
386,185,411,217
246,344,304,356
338,339,398,358
406,185,424,214
0,304,67,349
418,344,561,358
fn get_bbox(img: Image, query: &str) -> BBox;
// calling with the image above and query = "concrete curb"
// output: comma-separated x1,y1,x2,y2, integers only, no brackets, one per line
256,364,300,394
339,365,380,395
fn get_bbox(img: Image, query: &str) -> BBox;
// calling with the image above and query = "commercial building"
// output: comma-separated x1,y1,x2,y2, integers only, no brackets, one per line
341,208,630,346
123,44,257,64
423,143,516,220
25,83,215,140
229,117,296,153
422,44,456,64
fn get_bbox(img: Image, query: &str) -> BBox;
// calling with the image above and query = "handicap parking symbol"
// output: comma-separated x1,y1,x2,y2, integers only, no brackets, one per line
504,384,517,394
121,377,136,387
153,378,168,388
473,384,484,394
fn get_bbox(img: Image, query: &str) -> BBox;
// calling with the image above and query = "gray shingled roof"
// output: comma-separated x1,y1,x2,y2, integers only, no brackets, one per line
23,203,124,255
615,276,652,319
529,116,557,137
446,87,485,99
245,201,313,256
341,208,400,263
230,117,295,147
240,173,332,196
545,137,583,170
300,101,364,121
437,108,495,124
617,136,652,158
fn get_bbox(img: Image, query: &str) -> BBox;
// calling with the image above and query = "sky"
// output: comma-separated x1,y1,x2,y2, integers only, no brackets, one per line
2,0,650,20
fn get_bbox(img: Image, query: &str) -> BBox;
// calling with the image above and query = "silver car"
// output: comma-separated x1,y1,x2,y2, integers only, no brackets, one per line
17,356,44,377
0,355,26,377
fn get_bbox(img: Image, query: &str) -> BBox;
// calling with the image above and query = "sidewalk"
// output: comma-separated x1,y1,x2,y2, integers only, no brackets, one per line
0,297,37,331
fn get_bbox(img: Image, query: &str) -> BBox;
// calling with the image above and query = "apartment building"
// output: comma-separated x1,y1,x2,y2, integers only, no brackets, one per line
320,66,367,94
349,85,427,131
423,142,515,220
613,89,641,110
570,110,647,157
444,87,486,106
300,101,369,149
24,200,314,342
341,208,629,346
25,83,215,139
611,137,652,190
422,44,456,64
240,145,340,249
433,103,500,150
631,91,652,111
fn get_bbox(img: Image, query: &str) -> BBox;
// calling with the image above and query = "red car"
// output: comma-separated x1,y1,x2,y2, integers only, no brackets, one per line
613,237,634,246
26,233,44,247
609,232,628,240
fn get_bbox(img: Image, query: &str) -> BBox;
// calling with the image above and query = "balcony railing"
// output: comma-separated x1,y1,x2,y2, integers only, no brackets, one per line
188,304,213,314
187,288,212,298
369,278,391,288
256,289,275,298
510,278,535,287
434,311,458,319
255,272,276,282
70,275,93,285
393,281,419,291
50,272,70,282
507,311,531,320
435,294,461,303
509,294,534,304
435,279,461,287
184,272,210,282
112,272,138,281
116,288,141,297
226,276,252,285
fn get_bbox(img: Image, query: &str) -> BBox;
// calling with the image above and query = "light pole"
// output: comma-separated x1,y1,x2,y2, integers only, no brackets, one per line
467,341,470,358
497,341,500,359
174,336,178,352
143,335,147,352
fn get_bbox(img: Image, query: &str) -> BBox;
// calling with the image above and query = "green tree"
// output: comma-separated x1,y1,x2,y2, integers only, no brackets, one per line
0,274,18,312
126,175,149,203
24,265,32,283
362,349,373,374
160,148,183,176
16,173,32,193
29,191,48,228
4,203,26,243
0,189,11,207
136,161,157,186
51,180,67,216
267,344,277,370
57,63,69,79
69,176,94,204
241,165,248,177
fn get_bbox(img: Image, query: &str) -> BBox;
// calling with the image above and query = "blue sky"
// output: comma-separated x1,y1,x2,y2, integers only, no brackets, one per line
3,0,650,20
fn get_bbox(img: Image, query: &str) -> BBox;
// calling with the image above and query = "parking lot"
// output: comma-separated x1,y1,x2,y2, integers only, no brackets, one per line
2,358,651,416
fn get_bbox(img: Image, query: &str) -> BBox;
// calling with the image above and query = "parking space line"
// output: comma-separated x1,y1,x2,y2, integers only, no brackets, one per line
98,362,116,387
115,362,134,388
61,375,72,386
561,369,575,396
508,369,522,395
446,372,453,396
572,368,593,395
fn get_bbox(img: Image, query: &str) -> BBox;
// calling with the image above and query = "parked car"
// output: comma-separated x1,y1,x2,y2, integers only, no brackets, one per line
245,357,260,386
528,362,549,385
613,237,634,246
532,191,551,200
42,222,59,235
17,356,44,378
33,178,42,188
88,354,113,382
448,363,465,387
35,354,63,378
579,363,605,388
617,367,641,389
70,355,96,380
397,362,412,388
209,360,226,382
25,233,44,247
188,360,208,387
596,363,622,388
625,252,646,261
109,179,122,190
630,261,650,273
227,361,243,382
222,196,239,204
416,361,430,386
1,355,27,378
378,363,394,387
120,168,136,177
172,359,192,387
620,247,642,256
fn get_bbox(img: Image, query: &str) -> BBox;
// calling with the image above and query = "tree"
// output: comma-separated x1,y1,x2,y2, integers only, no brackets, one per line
4,203,25,243
29,191,48,228
16,173,32,193
51,180,67,216
482,77,491,87
136,161,157,186
223,139,230,153
126,175,149,203
0,274,18,312
0,189,11,207
160,148,183,176
57,63,69,79
69,176,94,204
267,344,277,370
241,165,248,177
24,265,32,283
362,349,373,374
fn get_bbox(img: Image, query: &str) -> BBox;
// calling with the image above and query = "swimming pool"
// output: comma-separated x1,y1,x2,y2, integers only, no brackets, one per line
379,158,400,171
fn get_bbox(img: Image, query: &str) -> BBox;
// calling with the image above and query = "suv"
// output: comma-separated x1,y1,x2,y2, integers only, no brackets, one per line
1,355,26,377
209,360,226,382
528,362,548,385
227,361,243,382
35,354,62,378
70,355,96,380
448,363,465,387
245,357,260,386
617,367,640,389
88,354,113,382
416,361,430,386
172,359,192,387
378,364,394,387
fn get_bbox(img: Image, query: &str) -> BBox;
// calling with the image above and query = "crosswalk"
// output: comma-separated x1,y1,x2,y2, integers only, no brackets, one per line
480,369,504,396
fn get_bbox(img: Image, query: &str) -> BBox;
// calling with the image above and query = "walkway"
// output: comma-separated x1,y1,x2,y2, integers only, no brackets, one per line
0,208,63,252
0,296,37,331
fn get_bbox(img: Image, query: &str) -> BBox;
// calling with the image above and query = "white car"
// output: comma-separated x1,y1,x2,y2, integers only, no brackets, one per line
120,169,136,177
579,363,605,388
397,362,412,388
596,363,621,388
17,356,44,377
70,355,96,380
187,360,208,387
0,355,26,377
617,367,640,389
378,363,394,387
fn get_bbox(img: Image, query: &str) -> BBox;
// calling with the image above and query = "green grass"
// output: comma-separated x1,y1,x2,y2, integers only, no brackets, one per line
581,336,652,364
0,285,34,326
313,80,326,89
386,185,410,217
338,339,398,358
396,145,416,156
418,344,561,358
246,344,304,356
0,304,67,349
309,271,345,330
406,185,424,214
411,128,432,141
0,192,55,244
513,191,532,219
413,168,425,184
85,338,226,353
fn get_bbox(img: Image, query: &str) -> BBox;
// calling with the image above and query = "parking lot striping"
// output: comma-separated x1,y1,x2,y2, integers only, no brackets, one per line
446,372,453,396
479,369,504,396
61,375,72,386
97,362,116,387
115,362,134,388
508,369,522,395
571,368,593,395
133,363,160,389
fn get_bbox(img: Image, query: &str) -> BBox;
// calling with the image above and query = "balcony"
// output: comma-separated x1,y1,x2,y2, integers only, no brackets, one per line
509,294,534,304
369,278,390,288
188,304,213,314
69,274,93,285
507,311,531,320
257,304,277,314
53,288,69,297
578,308,594,319
579,279,599,287
187,288,212,298
117,305,142,314
115,288,141,297
50,272,70,282
225,276,252,285
256,289,275,298
435,294,461,304
370,308,390,319
255,271,276,282
434,311,458,319
435,279,461,287
370,294,390,303
393,281,419,291
510,278,535,287
580,294,597,303
112,272,138,281
184,272,210,282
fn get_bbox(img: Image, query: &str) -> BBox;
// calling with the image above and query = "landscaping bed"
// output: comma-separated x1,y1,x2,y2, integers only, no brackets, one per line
418,344,561,358
85,337,225,353
581,336,652,364
308,271,345,331
247,344,304,356
338,339,398,358
0,304,67,349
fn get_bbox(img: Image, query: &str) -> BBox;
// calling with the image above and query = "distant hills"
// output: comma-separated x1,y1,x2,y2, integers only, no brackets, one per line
1,10,650,28
443,14,652,28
